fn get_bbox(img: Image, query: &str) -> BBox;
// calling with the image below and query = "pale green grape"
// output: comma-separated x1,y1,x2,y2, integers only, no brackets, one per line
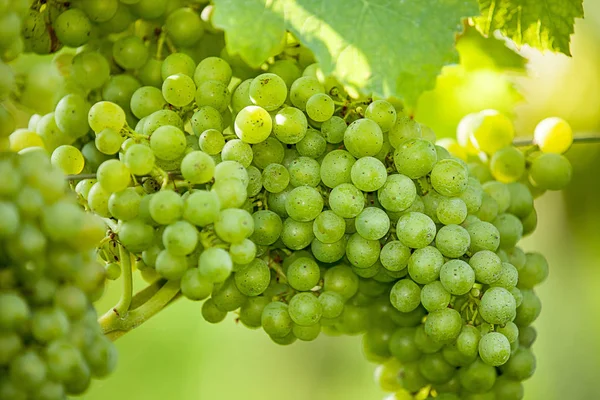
130,86,166,119
430,158,469,196
437,197,468,225
355,207,390,241
234,105,272,144
394,138,437,179
211,178,247,209
162,73,195,107
165,7,204,47
198,129,225,155
439,259,475,295
194,56,232,85
54,9,92,48
435,224,470,258
55,94,90,139
285,186,324,221
329,183,364,218
380,240,411,272
180,151,215,184
88,101,126,133
468,110,515,155
306,93,334,122
528,153,572,190
321,116,346,144
377,174,417,212
195,80,231,112
124,143,155,175
288,156,320,187
149,190,183,225
344,118,383,158
490,146,525,183
249,73,287,111
320,150,355,188
350,156,387,192
365,100,396,133
150,125,186,161
396,212,436,249
389,116,422,148
262,164,290,193
221,139,253,167
108,187,140,221
97,159,130,193
95,128,123,155
290,76,324,110
312,210,345,243
296,129,326,159
214,160,249,186
252,137,285,169
51,145,84,175
272,106,308,144
183,190,220,226
192,106,223,135
112,35,148,70
533,117,573,154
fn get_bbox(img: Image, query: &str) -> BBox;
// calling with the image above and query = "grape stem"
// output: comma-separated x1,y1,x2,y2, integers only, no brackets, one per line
99,279,181,341
112,244,133,318
513,134,600,147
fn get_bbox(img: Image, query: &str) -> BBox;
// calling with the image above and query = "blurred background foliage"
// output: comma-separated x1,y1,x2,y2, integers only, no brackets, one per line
10,1,599,399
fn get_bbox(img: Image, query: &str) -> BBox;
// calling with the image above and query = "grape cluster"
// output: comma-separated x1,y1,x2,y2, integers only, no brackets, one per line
0,149,116,399
0,2,576,399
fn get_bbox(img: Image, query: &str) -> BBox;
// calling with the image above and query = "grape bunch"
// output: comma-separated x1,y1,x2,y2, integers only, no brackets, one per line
0,149,116,400
0,2,577,399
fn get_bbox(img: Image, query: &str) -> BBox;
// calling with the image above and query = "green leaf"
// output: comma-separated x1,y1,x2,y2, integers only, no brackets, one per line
475,0,584,56
212,0,479,106
284,0,479,106
211,0,287,67
457,24,526,71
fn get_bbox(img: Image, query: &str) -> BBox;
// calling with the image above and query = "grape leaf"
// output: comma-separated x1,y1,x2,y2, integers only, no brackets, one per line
475,0,584,56
211,0,287,68
213,0,479,106
457,24,526,71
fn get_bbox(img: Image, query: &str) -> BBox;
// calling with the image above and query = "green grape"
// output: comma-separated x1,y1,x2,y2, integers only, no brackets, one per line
478,332,511,366
212,178,248,209
112,36,148,71
321,116,347,144
212,208,253,243
138,58,163,88
350,156,387,192
468,110,515,155
194,56,232,85
476,193,499,222
323,265,359,300
183,190,220,226
287,257,320,291
430,158,469,196
234,105,272,144
492,376,524,400
71,52,110,90
229,239,257,265
320,150,355,188
435,224,470,258
130,86,166,119
55,94,90,138
249,73,287,111
281,218,314,250
285,185,324,221
290,76,325,110
518,252,549,289
54,9,92,48
149,190,183,225
262,302,293,337
439,259,475,295
94,128,123,155
162,73,195,107
108,187,140,221
437,197,468,225
533,117,573,154
313,210,346,243
346,233,380,268
311,236,347,263
199,247,232,283
396,212,436,249
388,327,421,362
296,128,326,159
214,160,249,186
97,159,131,193
239,296,270,329
420,280,451,312
419,352,456,384
88,101,126,133
306,93,334,122
181,268,214,300
9,349,48,390
246,166,263,197
318,291,345,319
365,100,396,132
458,358,497,393
162,221,198,256
9,129,44,152
124,144,155,175
195,80,231,112
389,279,421,312
268,59,301,88
36,113,71,151
490,146,525,183
198,129,225,155
165,7,204,47
467,221,500,254
355,207,390,240
250,210,282,245
51,145,85,175
492,213,523,249
514,289,542,327
499,348,536,381
379,240,411,272
528,153,572,190
288,156,321,187
469,250,503,284
288,292,322,326
202,298,227,323
150,125,186,161
87,182,111,217
252,137,284,169
180,151,215,184
293,322,321,342
143,109,183,135
0,293,30,330
344,118,383,157
119,219,153,253
407,246,444,284
393,138,437,179
328,183,364,218
262,163,290,193
480,287,517,324
231,79,253,114
81,0,118,21
235,259,270,296
389,116,422,148
377,174,417,212
483,181,511,214
519,326,537,348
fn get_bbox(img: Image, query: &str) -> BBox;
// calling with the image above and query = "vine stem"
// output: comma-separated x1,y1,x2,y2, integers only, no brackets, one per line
113,245,133,318
99,280,181,341
513,134,600,147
